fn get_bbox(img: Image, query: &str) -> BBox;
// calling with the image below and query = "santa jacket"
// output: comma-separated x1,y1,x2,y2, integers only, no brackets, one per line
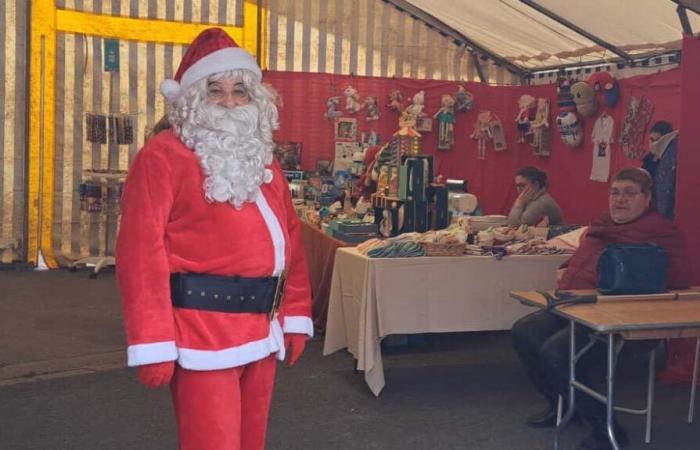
558,209,692,290
116,130,313,369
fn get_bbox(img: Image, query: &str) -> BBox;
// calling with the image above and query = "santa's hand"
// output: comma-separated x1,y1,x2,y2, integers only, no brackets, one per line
284,333,307,367
137,361,175,388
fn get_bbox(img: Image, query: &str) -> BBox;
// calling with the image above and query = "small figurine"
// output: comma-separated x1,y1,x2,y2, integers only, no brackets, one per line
364,95,380,121
454,85,475,113
324,96,343,120
386,89,404,113
516,94,537,143
433,94,456,150
530,98,550,155
344,85,362,114
400,91,425,128
470,111,493,160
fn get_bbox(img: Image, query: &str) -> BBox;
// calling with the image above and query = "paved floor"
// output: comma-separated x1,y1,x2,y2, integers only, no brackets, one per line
1,268,699,449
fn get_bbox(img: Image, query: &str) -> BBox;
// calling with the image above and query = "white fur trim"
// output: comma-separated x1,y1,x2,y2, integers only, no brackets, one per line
255,192,286,276
283,316,314,337
177,319,286,369
180,47,262,94
127,341,178,367
160,79,181,102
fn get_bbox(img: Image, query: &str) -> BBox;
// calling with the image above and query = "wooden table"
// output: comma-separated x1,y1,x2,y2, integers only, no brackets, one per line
510,289,700,450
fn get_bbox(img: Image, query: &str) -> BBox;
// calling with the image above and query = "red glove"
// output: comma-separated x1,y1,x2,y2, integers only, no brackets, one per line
284,333,307,366
137,361,175,388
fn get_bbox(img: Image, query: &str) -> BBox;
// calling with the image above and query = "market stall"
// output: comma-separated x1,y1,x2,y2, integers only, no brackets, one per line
323,247,570,396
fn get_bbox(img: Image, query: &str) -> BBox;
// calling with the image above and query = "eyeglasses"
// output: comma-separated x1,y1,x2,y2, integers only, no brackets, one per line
609,189,644,199
515,182,529,190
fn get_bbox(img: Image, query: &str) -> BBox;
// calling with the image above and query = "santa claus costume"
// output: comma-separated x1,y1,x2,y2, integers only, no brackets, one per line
116,28,313,450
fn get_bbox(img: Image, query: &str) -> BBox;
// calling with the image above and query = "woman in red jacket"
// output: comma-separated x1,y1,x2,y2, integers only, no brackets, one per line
512,168,692,450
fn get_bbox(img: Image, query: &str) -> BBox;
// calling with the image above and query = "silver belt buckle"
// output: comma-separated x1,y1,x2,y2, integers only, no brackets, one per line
270,270,286,320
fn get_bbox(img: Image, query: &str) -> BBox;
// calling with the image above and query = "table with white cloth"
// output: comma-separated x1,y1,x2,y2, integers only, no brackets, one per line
322,247,570,396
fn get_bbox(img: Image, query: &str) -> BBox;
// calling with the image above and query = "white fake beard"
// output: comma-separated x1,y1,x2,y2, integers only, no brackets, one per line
188,103,274,209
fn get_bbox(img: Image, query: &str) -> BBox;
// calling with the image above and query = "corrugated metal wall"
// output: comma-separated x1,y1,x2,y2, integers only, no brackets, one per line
0,0,27,263
1,0,521,265
266,0,521,84
52,0,244,262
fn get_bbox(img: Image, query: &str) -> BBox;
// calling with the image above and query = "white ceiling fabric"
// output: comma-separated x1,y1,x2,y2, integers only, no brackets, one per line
402,0,700,70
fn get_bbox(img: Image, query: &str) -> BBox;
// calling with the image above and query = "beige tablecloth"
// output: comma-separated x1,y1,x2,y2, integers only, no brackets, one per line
322,247,570,396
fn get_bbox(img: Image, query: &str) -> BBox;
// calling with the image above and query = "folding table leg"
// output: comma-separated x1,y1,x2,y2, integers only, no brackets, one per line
606,334,620,450
688,337,700,423
645,347,656,443
555,321,577,450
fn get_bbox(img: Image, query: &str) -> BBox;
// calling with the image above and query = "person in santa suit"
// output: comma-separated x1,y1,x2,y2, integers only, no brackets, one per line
115,28,313,450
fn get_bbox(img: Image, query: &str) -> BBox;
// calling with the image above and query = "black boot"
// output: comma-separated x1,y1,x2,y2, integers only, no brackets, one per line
526,403,557,428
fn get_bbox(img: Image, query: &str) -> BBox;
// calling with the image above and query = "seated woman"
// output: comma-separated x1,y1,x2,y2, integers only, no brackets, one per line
512,168,691,450
507,166,563,227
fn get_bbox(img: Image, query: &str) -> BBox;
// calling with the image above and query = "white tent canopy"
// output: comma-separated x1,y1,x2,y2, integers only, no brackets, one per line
399,0,700,71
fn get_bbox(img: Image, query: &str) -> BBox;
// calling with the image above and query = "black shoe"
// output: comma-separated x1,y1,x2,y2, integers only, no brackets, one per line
578,422,629,449
526,405,557,428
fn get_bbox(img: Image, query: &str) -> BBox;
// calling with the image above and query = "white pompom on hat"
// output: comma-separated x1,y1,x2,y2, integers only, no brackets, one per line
160,27,262,102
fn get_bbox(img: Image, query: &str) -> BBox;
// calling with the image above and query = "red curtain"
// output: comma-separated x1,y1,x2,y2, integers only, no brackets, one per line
676,36,700,284
265,69,682,227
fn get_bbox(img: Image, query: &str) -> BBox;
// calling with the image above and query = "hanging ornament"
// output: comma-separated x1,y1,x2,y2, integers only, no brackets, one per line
454,85,475,113
344,85,362,114
434,94,456,150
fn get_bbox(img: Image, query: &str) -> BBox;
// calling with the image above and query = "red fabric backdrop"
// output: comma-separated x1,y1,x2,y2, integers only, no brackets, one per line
676,36,700,283
264,69,682,228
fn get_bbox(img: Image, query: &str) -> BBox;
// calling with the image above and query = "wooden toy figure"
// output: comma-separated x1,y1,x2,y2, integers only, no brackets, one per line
530,98,551,155
434,94,456,150
470,111,493,160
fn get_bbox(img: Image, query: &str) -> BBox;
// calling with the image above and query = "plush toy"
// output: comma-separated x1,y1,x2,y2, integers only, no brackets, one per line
406,91,425,117
344,85,362,114
587,71,619,108
515,94,537,143
386,89,404,113
556,111,584,148
364,95,380,121
530,98,551,156
433,94,456,150
570,81,598,117
324,96,343,120
454,85,475,113
399,91,425,128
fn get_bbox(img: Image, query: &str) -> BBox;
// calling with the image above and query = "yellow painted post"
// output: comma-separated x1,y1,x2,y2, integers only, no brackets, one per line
27,1,266,267
28,0,58,268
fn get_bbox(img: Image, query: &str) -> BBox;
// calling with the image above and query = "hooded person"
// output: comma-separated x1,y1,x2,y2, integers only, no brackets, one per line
641,120,679,220
115,28,313,450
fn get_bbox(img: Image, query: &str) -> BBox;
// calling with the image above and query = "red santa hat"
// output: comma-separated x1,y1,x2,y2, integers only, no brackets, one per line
160,27,262,102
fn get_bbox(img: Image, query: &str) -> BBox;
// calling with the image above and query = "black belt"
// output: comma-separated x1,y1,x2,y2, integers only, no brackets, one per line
170,272,286,317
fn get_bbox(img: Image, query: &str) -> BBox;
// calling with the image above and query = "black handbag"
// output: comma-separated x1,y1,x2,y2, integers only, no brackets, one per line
597,244,668,295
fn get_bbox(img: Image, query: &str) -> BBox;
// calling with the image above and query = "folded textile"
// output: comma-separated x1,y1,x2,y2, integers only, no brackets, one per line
367,241,425,258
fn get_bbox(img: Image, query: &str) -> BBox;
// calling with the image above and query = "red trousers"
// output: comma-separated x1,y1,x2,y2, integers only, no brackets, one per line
170,355,277,450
